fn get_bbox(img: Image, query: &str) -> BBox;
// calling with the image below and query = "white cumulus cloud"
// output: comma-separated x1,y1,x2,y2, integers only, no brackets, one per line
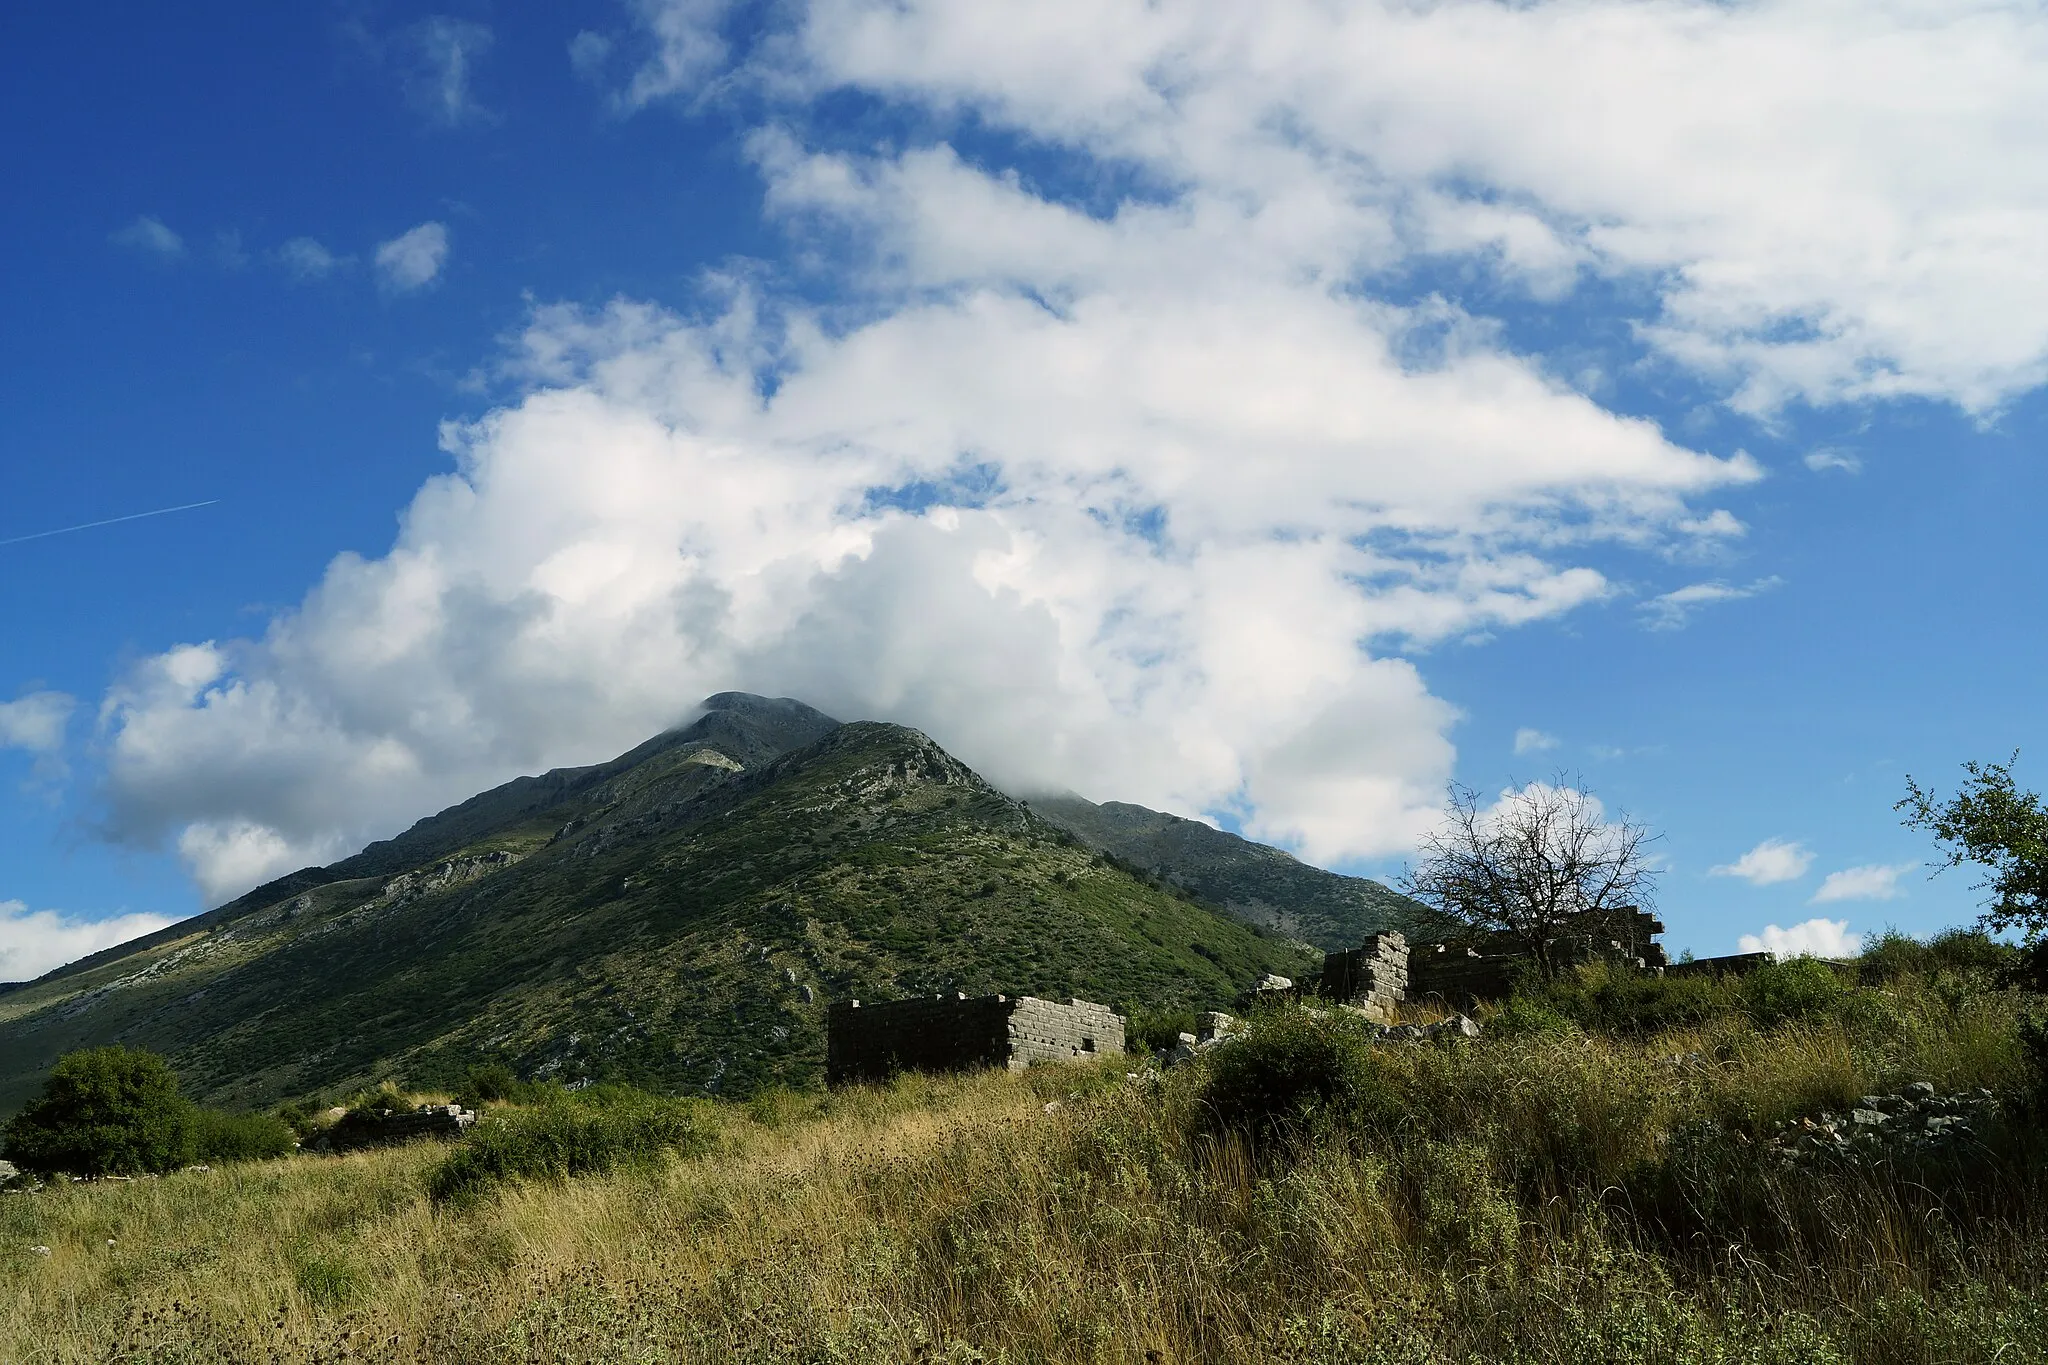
759,0,2048,416
1738,917,1861,960
1710,837,1813,887
113,0,2041,903
1513,728,1559,756
1811,863,1918,904
0,900,175,984
0,691,74,753
374,223,449,293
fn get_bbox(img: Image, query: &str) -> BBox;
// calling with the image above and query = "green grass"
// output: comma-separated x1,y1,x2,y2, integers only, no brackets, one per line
4,963,2046,1362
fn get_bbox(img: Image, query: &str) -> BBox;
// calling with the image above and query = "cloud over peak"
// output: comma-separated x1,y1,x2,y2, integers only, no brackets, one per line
104,0,2036,902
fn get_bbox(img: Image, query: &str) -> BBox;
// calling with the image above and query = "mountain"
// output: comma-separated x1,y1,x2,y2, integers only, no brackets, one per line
0,696,1315,1116
1029,794,1450,952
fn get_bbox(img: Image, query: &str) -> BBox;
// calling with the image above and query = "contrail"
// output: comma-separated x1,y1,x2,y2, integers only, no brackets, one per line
0,499,220,548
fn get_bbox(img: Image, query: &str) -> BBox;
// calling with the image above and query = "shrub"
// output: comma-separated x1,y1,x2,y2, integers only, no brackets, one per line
1860,928,2018,985
1195,1006,1383,1148
1743,957,1847,1026
425,1087,718,1204
453,1062,543,1110
2003,939,2048,994
1488,994,1576,1039
1532,964,1735,1036
190,1107,296,1163
273,1100,325,1140
1927,928,2019,978
0,1046,196,1177
324,1085,416,1153
2018,1012,2048,1102
1856,931,1934,983
1126,1006,1200,1054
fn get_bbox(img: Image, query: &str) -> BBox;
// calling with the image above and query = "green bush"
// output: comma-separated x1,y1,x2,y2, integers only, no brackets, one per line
190,1107,296,1163
452,1062,543,1110
1856,930,1934,983
1489,994,1576,1038
2018,1012,2048,1102
273,1100,324,1140
324,1085,415,1153
1126,1006,1200,1054
1194,1006,1382,1148
425,1086,718,1204
0,1046,196,1177
1532,965,1736,1037
1742,956,1847,1026
1860,928,2018,985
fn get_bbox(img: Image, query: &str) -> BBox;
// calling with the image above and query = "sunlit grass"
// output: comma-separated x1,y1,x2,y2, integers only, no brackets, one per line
4,974,2046,1362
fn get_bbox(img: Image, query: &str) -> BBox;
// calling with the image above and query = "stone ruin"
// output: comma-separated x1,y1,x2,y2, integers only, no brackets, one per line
1233,932,1413,1022
314,1102,479,1152
1317,932,1410,1022
825,912,1709,1082
1407,908,1675,1011
827,993,1126,1086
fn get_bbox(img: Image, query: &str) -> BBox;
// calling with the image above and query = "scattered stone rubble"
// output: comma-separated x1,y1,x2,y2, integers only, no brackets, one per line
1764,1081,2000,1163
311,1102,480,1152
1151,1004,1482,1068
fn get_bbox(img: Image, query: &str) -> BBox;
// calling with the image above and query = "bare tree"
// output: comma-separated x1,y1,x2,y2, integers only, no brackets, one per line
1401,777,1662,976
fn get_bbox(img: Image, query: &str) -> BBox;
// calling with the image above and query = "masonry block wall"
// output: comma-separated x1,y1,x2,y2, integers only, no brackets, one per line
827,994,1126,1085
1407,948,1522,1012
1007,996,1125,1068
1317,932,1409,1021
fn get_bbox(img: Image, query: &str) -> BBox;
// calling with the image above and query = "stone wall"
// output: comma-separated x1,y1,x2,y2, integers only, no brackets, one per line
1008,996,1125,1067
1407,947,1523,1012
827,994,1125,1085
1406,907,1674,1009
1317,932,1409,1022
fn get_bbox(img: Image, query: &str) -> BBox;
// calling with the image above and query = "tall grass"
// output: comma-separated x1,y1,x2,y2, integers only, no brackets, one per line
2,969,2045,1363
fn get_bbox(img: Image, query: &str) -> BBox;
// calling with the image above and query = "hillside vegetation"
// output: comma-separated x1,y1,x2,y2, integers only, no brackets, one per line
1034,795,1445,950
3,949,2044,1363
0,696,1314,1115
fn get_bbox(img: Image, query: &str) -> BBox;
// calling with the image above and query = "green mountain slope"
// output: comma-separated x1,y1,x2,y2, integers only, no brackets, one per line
0,697,1314,1115
1030,794,1450,951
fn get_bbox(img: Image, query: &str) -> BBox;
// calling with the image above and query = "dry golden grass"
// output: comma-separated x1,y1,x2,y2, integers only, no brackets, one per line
3,989,2047,1363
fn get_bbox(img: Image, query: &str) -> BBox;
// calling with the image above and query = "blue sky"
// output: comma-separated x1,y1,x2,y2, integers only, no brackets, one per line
4,0,2045,979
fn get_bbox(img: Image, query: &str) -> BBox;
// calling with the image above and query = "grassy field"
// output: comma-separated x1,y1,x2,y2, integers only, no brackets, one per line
4,958,2046,1363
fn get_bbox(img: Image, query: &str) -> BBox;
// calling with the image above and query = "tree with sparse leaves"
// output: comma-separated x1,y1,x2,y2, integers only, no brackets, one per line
1402,777,1662,977
1899,755,2048,942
